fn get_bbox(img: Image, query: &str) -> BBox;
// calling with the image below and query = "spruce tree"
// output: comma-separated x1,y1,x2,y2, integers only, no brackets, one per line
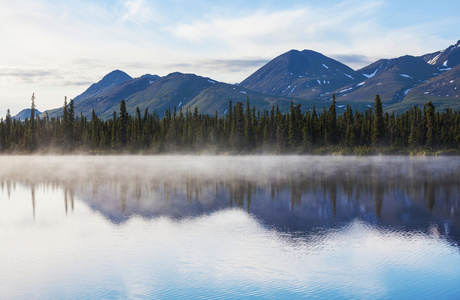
119,100,129,148
27,93,37,151
425,101,436,148
288,101,302,148
231,101,244,151
4,109,12,150
244,97,254,150
67,99,75,148
326,94,337,145
372,95,385,147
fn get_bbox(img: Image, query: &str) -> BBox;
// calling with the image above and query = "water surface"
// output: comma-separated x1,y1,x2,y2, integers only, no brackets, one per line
1,156,459,299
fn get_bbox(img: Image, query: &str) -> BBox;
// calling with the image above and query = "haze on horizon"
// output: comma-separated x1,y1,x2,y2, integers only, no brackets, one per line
0,0,459,116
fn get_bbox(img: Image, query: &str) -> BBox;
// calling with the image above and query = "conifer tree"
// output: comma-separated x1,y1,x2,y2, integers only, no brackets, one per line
67,99,75,147
119,100,129,148
326,94,337,145
372,95,385,147
231,101,244,151
425,101,436,147
244,97,254,150
61,97,69,147
111,111,118,148
4,109,12,150
288,101,302,148
26,93,37,151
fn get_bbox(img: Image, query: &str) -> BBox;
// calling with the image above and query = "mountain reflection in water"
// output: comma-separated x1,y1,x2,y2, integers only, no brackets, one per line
1,155,459,244
1,156,460,299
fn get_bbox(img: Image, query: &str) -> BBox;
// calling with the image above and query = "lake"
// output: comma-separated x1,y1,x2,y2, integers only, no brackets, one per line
1,156,459,299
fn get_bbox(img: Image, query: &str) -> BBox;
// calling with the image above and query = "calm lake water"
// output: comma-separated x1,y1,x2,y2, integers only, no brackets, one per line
1,156,460,299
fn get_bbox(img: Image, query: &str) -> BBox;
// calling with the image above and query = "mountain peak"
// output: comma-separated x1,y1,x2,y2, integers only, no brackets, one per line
239,48,364,98
73,70,132,103
13,108,43,120
101,69,131,81
141,74,160,80
420,40,460,68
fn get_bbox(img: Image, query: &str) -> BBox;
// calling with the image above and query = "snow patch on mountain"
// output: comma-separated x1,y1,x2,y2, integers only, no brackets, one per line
339,87,353,93
428,53,442,65
399,74,413,79
288,85,297,96
363,68,378,78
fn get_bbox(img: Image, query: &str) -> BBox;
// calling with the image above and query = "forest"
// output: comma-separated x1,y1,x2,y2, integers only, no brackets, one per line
1,94,460,155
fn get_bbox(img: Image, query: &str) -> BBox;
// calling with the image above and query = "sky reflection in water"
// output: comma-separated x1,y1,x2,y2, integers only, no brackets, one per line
0,156,460,299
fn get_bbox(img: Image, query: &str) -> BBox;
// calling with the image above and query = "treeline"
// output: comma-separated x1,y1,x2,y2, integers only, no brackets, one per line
1,94,460,154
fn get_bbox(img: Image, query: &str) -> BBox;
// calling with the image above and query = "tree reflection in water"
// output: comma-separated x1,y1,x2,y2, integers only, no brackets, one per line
1,156,459,244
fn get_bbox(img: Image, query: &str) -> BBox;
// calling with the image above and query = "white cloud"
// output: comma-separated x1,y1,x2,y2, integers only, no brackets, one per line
0,66,94,86
167,1,385,55
120,0,165,24
165,0,454,70
0,0,459,115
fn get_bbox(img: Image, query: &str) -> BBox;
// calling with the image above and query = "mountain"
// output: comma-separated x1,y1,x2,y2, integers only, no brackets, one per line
13,108,42,121
73,70,133,103
238,42,460,112
420,40,460,68
94,72,322,120
330,55,441,110
45,71,325,120
239,49,365,99
119,72,219,117
389,64,460,112
37,40,460,118
62,75,160,119
45,72,160,119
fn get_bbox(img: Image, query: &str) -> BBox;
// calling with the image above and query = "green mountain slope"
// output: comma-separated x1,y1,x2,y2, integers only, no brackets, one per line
100,72,326,119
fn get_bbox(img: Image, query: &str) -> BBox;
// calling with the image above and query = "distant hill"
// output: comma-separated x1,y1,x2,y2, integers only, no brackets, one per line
239,49,365,99
13,108,42,121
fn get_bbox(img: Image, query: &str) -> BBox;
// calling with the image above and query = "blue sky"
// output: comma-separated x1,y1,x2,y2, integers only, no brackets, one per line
0,0,459,115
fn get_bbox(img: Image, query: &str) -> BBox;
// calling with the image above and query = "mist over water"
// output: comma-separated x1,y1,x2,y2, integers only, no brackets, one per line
1,155,460,299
